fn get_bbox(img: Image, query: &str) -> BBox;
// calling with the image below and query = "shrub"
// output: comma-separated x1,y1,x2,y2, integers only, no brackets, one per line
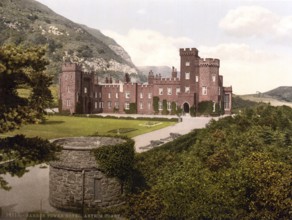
92,137,135,192
190,105,196,117
198,101,213,115
161,100,169,115
124,103,137,114
153,96,159,114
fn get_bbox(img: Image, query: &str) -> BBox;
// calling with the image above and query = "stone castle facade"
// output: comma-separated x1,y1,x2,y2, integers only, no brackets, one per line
59,48,232,115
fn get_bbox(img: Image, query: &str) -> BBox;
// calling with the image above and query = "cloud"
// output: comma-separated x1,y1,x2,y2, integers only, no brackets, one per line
219,6,292,40
199,43,277,62
102,29,194,67
136,8,146,15
199,44,291,94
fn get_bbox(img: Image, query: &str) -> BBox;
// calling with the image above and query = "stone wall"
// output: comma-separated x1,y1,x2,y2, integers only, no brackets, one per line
49,167,122,210
49,137,125,211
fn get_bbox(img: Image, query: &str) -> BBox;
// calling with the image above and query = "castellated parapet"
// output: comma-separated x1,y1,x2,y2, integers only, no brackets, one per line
179,48,199,56
199,58,220,67
62,62,82,72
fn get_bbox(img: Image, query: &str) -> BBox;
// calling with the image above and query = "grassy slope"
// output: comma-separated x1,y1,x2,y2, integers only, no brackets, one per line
240,94,292,108
2,115,175,139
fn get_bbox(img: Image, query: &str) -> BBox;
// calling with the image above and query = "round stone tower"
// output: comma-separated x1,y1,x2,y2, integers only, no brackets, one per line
49,137,125,211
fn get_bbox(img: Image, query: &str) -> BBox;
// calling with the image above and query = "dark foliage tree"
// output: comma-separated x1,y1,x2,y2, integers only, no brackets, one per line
0,45,61,190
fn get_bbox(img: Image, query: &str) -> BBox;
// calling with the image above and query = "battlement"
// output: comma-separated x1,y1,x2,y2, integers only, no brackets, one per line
62,62,82,72
199,58,220,67
223,86,232,92
180,48,199,56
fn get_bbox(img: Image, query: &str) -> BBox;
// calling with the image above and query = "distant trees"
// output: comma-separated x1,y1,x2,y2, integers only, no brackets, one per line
0,45,61,190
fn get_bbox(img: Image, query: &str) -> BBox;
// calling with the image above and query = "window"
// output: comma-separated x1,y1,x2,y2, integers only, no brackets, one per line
212,75,216,82
67,86,70,93
185,86,190,93
125,92,130,99
125,102,130,110
140,92,143,99
213,102,216,112
99,92,102,98
224,94,230,109
99,102,104,109
139,102,143,109
108,101,111,109
176,88,180,95
94,179,102,201
167,88,172,95
167,101,171,110
218,87,221,95
202,86,207,95
196,76,199,82
158,101,163,110
185,72,190,80
185,61,190,66
108,93,111,99
159,88,163,95
115,102,119,108
95,92,98,98
66,99,71,107
95,102,98,109
115,93,119,99
84,87,87,94
148,93,152,99
148,102,151,110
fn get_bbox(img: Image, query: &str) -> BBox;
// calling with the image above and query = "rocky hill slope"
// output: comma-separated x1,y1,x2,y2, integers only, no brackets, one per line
264,86,292,102
0,0,139,82
138,66,174,78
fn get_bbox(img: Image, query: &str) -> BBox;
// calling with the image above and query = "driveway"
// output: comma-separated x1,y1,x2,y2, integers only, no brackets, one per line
133,116,213,152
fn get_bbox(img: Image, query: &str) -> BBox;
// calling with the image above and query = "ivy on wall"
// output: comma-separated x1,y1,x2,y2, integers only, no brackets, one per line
153,96,159,114
125,103,137,114
162,99,169,115
92,136,135,192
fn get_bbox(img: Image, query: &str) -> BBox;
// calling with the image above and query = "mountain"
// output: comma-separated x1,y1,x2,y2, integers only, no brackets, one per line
138,66,174,78
0,0,139,83
263,86,292,102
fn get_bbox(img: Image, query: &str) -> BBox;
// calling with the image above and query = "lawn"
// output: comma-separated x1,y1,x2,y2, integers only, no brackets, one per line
2,115,176,139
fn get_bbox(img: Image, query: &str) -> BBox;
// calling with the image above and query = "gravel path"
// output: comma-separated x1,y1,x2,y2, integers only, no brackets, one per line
133,116,213,152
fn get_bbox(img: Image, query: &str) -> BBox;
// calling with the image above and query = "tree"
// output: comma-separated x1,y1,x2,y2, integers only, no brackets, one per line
0,45,61,190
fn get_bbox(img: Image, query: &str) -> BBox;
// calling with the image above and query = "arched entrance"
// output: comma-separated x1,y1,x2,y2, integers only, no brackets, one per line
183,102,190,113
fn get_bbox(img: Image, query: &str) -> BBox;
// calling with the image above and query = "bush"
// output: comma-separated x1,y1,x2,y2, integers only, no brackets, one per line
153,96,159,114
190,105,196,117
124,103,137,114
92,137,135,192
198,101,213,115
161,100,169,115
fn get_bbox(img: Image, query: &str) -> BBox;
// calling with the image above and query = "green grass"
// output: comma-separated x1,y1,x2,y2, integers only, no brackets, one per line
17,85,59,107
2,115,176,139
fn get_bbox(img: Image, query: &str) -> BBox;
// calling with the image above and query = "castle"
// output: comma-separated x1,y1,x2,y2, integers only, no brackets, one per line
59,48,232,115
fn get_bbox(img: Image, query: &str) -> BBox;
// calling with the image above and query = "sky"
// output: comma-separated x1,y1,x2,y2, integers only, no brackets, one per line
35,0,292,94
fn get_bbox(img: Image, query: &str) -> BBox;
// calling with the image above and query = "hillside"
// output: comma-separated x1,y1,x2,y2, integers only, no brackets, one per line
264,86,292,102
0,0,138,83
240,86,292,108
138,66,174,78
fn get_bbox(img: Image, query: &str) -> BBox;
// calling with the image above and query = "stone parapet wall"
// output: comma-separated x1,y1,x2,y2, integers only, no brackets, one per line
49,137,125,211
49,167,122,210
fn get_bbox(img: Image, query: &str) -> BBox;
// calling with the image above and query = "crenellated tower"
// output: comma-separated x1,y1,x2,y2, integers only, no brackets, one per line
179,48,200,108
60,63,82,114
198,58,220,103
